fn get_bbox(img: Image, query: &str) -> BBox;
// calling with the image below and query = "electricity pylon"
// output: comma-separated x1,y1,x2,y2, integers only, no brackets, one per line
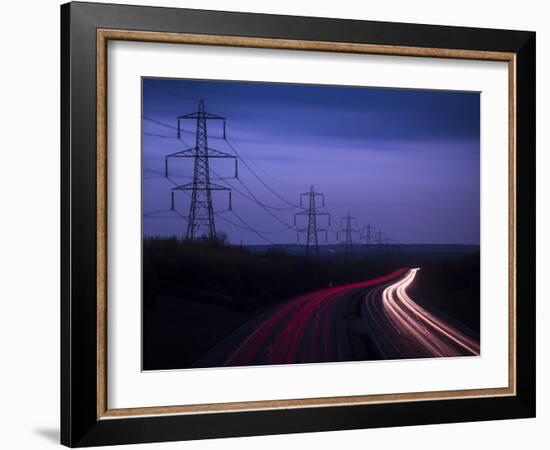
164,99,237,240
361,224,374,254
294,185,330,259
338,213,360,260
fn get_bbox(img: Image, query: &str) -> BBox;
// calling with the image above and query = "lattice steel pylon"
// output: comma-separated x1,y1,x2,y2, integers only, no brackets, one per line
164,99,237,240
338,213,360,260
361,224,374,246
294,186,330,259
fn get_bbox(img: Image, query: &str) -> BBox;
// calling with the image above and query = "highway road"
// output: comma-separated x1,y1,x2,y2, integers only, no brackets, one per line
362,268,480,359
196,268,479,368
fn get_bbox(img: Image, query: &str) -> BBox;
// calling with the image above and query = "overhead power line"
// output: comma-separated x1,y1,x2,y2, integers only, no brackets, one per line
144,115,300,209
143,131,177,139
143,116,177,130
217,210,275,245
225,137,300,209
208,166,295,230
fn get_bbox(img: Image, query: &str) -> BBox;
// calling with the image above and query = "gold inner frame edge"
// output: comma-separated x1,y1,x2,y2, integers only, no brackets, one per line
96,29,517,420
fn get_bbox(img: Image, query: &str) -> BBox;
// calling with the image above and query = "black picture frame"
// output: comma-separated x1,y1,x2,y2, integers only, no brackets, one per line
61,1,535,447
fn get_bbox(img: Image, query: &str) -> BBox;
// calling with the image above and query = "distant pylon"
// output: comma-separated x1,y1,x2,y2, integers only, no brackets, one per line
294,185,330,259
362,224,374,248
164,99,237,240
338,213,360,260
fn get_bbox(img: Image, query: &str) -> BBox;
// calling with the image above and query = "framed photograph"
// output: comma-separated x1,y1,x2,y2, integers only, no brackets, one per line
61,2,536,447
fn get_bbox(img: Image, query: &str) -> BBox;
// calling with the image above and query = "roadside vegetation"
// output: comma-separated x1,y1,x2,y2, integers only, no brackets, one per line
143,236,480,370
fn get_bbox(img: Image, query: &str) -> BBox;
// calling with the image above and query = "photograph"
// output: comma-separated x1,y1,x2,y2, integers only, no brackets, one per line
141,78,481,371
52,1,538,446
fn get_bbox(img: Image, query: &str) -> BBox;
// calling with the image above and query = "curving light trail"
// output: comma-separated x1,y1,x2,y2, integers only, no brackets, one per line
203,267,479,368
378,268,480,357
223,269,407,366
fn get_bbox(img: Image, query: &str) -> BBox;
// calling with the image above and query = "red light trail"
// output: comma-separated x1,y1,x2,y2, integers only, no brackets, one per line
211,268,479,367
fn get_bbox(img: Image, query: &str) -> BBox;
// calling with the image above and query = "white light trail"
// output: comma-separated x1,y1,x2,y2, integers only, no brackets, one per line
381,269,480,357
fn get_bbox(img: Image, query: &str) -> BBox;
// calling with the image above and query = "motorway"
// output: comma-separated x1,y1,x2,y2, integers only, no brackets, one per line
362,268,480,359
197,268,479,368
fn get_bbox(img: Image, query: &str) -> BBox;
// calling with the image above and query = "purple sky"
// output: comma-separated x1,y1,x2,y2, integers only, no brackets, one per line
142,78,480,245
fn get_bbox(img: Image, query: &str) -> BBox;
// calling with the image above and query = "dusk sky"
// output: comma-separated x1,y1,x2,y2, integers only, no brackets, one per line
142,78,480,245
